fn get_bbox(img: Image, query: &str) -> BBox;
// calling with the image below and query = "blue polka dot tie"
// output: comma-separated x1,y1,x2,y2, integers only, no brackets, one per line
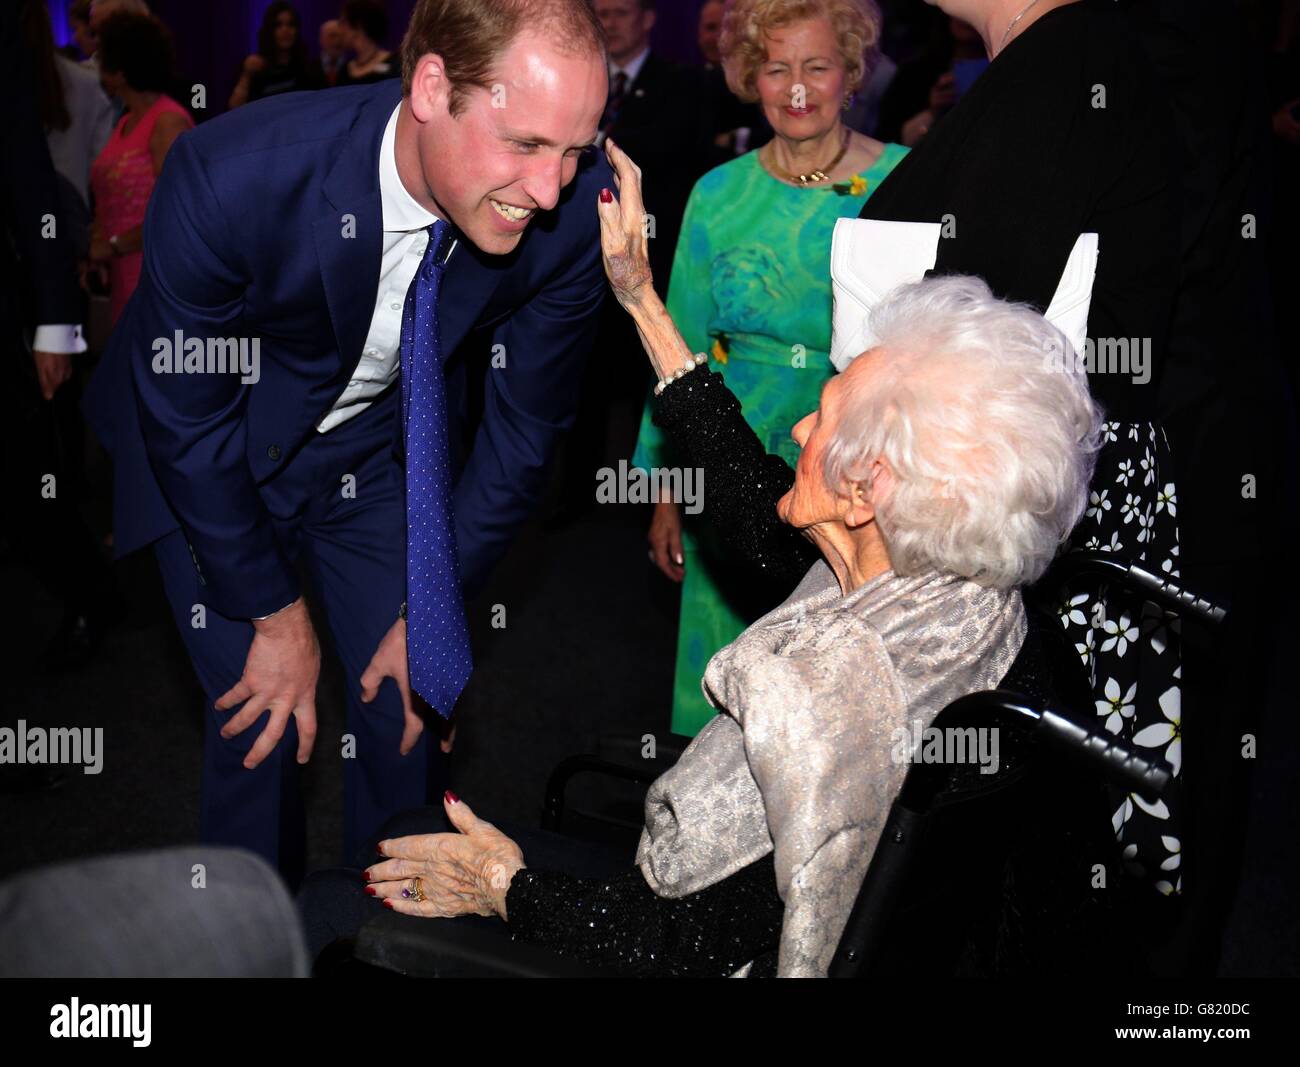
400,219,471,718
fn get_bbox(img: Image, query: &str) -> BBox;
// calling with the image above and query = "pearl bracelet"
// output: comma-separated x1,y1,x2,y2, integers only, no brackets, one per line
654,352,708,396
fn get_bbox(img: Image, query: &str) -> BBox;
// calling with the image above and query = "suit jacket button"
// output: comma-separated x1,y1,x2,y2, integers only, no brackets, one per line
267,444,282,461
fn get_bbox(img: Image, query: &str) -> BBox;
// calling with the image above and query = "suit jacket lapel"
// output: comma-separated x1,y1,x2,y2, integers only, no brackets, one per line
315,83,398,377
437,235,512,354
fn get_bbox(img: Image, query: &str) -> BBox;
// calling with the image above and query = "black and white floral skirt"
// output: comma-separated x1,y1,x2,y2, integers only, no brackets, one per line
1057,421,1183,897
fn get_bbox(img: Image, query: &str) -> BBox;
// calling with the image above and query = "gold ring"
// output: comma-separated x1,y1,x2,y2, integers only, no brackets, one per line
408,877,425,903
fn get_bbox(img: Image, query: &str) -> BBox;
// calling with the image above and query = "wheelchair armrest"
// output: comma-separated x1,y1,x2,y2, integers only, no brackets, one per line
354,912,623,977
542,755,662,831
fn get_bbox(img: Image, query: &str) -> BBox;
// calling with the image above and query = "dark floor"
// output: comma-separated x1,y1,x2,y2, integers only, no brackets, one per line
2,475,1296,976
0,495,678,879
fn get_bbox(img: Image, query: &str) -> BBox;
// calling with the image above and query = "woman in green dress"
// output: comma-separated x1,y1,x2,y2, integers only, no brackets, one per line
632,0,908,736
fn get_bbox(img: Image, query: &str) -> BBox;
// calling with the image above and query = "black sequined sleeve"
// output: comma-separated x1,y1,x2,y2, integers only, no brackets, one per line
650,366,819,602
505,854,783,977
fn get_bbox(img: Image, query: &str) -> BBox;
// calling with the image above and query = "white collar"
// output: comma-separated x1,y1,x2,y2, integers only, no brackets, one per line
379,102,441,233
610,47,650,87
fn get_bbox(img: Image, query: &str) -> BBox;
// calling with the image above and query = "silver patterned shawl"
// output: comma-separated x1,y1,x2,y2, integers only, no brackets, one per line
635,560,1027,977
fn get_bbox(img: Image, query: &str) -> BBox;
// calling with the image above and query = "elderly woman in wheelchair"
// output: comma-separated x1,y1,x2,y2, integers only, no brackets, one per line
299,141,1103,978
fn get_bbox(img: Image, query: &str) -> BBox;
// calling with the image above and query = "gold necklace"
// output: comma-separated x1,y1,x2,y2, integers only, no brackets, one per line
763,127,850,185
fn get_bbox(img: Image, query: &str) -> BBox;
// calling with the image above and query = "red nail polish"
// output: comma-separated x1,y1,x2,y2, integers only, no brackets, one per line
445,789,460,804
382,899,394,909
363,869,372,881
365,885,377,897
599,188,613,203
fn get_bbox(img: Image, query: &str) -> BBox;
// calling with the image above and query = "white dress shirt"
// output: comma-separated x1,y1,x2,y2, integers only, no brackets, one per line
317,102,443,433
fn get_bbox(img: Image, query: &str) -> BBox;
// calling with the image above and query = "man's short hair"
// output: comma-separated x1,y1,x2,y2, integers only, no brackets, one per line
400,0,606,116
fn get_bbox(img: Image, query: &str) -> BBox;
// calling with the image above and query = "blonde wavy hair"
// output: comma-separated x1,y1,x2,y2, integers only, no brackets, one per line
719,0,881,103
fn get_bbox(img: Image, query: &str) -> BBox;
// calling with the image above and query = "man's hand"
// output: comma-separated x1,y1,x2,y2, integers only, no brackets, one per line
33,351,73,400
216,598,320,769
78,258,109,294
360,617,440,756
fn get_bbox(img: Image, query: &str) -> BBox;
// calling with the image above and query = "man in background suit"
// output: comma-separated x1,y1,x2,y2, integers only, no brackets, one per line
83,0,611,884
697,0,769,169
552,0,714,523
595,0,714,290
2,0,93,792
319,19,346,86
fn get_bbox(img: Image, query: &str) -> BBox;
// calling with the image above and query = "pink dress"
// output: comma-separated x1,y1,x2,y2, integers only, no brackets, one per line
90,95,193,325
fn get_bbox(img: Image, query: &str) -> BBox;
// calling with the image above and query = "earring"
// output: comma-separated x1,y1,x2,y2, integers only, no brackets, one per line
842,91,853,111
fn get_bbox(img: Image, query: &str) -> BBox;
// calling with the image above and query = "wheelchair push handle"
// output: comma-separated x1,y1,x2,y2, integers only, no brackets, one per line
1038,708,1172,803
1049,551,1227,627
1123,562,1226,627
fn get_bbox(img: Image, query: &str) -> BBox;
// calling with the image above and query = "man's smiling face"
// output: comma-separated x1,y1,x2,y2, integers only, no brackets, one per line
402,30,607,255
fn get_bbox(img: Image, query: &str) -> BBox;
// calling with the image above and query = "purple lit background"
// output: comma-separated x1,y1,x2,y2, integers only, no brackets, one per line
47,0,702,117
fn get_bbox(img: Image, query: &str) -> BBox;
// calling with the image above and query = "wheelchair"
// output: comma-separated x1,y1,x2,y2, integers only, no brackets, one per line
353,552,1225,977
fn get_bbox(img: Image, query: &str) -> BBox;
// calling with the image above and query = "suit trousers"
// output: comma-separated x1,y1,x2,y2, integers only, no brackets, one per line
152,386,443,887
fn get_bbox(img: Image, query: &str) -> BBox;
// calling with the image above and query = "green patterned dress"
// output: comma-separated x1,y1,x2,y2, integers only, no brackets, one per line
633,143,909,736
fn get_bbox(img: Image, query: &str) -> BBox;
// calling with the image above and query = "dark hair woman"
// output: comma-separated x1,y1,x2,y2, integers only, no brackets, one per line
228,1,324,109
335,0,398,86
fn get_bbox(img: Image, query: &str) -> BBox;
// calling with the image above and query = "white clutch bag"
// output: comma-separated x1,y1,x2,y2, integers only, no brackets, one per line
828,218,1099,371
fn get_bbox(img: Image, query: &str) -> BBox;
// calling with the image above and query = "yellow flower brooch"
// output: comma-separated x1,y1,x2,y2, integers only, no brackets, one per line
833,174,869,196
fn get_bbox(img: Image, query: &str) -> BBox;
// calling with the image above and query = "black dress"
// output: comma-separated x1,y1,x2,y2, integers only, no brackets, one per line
334,55,401,87
245,60,325,102
858,0,1185,898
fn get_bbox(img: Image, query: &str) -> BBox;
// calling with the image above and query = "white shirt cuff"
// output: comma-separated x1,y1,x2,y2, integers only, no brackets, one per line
33,324,88,355
252,600,297,621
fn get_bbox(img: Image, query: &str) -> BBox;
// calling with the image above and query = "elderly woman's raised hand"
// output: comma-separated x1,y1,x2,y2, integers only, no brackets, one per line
594,139,705,391
596,138,655,310
365,793,525,920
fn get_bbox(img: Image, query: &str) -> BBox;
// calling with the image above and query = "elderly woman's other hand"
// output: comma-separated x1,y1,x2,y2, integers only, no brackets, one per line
596,137,655,310
365,793,525,921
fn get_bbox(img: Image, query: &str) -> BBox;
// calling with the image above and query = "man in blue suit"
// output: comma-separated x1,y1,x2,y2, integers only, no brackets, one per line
84,0,612,883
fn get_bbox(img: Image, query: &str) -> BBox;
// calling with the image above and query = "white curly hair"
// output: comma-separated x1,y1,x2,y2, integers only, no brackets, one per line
821,275,1104,589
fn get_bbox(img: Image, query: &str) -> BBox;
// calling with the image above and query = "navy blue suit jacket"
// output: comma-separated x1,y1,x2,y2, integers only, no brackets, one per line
85,82,611,618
